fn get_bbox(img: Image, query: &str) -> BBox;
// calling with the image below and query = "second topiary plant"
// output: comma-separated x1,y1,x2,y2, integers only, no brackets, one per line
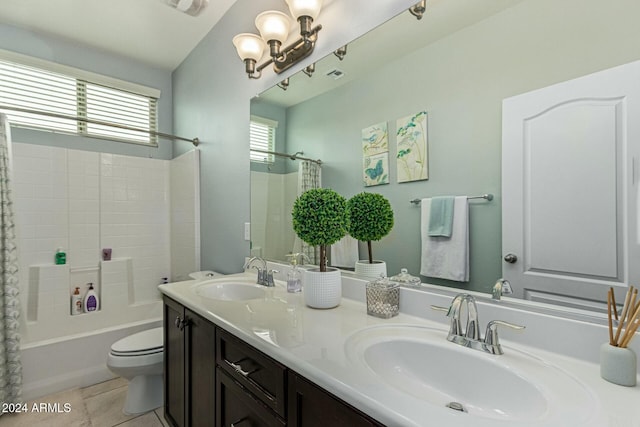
347,192,394,277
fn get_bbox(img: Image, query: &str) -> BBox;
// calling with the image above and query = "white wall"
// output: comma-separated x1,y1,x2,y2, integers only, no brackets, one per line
170,150,201,282
12,142,199,344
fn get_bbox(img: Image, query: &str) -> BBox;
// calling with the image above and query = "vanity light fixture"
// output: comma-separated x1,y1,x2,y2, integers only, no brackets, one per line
277,78,290,90
409,0,427,20
233,0,324,79
303,63,316,77
333,45,347,61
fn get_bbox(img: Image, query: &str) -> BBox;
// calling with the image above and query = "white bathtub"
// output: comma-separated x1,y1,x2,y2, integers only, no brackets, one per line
21,318,162,401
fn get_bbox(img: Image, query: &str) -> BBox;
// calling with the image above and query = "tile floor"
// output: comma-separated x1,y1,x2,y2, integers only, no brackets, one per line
1,378,170,427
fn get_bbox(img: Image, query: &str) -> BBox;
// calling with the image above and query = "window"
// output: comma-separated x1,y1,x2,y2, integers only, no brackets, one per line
0,50,159,145
250,115,277,163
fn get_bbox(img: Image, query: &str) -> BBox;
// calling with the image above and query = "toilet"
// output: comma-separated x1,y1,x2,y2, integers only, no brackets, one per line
107,327,164,415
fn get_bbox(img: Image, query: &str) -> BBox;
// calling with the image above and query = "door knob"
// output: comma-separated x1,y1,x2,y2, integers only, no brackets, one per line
503,253,518,264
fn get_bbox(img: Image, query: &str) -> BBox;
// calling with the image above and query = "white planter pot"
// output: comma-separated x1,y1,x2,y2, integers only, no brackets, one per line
303,268,342,309
354,260,387,279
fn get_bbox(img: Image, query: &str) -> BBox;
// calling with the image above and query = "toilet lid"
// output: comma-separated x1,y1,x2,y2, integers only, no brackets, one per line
111,327,163,356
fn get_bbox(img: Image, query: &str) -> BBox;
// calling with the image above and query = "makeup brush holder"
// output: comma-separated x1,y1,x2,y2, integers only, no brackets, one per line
600,343,637,387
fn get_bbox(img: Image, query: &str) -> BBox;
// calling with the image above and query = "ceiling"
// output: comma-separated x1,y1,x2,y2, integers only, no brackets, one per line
0,0,239,70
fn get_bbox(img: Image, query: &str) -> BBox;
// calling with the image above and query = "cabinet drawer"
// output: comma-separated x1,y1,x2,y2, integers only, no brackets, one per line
216,328,287,418
216,368,285,427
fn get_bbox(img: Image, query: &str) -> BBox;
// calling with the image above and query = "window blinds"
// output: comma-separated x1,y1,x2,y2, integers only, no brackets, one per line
0,54,159,145
250,116,277,163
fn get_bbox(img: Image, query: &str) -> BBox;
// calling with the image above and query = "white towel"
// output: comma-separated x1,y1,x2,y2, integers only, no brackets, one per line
330,235,360,268
420,196,469,282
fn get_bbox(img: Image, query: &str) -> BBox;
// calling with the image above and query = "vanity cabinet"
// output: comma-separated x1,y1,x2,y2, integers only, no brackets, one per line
163,296,216,427
288,372,384,427
164,297,383,427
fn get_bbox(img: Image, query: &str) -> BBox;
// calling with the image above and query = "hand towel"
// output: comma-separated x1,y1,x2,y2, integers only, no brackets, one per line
330,235,360,268
420,196,469,282
428,196,455,237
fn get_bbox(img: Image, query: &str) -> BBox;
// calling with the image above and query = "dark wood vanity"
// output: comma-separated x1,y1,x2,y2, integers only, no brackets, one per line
163,296,383,427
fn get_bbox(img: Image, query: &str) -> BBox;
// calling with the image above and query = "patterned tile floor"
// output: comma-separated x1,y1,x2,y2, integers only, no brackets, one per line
1,378,170,427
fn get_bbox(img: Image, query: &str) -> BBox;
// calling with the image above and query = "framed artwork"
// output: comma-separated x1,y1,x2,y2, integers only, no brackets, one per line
363,152,389,187
362,121,388,156
396,111,428,183
362,121,389,186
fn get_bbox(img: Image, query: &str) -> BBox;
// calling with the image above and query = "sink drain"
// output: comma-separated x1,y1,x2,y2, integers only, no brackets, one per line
446,402,467,413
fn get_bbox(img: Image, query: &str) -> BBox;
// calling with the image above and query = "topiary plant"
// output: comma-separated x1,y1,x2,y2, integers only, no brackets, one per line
292,188,348,272
346,192,394,264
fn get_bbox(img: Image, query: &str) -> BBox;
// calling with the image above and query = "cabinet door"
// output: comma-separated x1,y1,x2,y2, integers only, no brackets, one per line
186,309,216,427
164,297,186,427
288,372,382,427
502,60,640,309
216,368,285,427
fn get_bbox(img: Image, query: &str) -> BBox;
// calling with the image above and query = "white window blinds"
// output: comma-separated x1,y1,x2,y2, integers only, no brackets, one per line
250,116,277,163
0,51,159,145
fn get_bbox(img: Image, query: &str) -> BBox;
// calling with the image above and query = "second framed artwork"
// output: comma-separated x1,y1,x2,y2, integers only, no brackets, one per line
361,111,428,186
396,111,428,183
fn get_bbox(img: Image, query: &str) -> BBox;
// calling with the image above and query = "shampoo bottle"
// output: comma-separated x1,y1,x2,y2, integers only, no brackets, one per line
286,253,302,293
83,283,99,312
71,287,83,315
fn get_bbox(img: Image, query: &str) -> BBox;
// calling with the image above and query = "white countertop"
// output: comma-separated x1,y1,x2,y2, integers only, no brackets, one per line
159,272,640,427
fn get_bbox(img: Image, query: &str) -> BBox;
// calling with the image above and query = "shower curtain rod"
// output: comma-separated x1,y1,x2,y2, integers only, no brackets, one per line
0,105,200,146
253,148,322,165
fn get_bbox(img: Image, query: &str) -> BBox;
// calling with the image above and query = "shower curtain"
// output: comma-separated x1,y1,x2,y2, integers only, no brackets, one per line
0,114,21,409
295,161,321,265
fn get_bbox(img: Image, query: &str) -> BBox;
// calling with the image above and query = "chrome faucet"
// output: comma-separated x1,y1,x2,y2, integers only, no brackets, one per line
244,256,267,286
432,293,525,355
492,278,513,301
243,257,278,287
446,294,480,340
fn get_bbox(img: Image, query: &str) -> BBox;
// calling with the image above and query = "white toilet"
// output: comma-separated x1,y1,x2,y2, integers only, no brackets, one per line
107,327,164,415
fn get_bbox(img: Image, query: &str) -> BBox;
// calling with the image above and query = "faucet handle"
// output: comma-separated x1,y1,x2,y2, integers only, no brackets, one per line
266,269,279,286
484,320,525,351
430,305,449,313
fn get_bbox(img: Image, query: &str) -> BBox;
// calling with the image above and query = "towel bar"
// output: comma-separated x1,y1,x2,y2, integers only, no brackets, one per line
410,194,493,205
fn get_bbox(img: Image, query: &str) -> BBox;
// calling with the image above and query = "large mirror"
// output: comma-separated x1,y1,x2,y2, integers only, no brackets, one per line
250,0,640,301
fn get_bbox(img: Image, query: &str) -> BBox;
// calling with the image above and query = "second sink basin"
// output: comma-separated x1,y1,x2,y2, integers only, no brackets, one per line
194,277,266,301
344,324,600,425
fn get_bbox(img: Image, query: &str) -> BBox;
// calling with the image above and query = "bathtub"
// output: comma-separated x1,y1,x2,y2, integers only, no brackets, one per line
21,318,162,401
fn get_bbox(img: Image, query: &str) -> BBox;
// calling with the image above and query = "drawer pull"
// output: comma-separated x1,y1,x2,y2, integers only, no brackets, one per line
230,417,248,427
227,360,256,377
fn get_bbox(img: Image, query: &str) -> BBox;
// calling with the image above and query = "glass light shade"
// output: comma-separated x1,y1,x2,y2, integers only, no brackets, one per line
255,11,291,44
285,0,323,20
232,33,265,62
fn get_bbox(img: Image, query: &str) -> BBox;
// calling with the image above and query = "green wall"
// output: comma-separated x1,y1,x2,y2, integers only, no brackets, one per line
283,0,640,292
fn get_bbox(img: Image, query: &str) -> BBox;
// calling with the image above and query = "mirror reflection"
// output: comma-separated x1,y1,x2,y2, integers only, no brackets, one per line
250,0,640,302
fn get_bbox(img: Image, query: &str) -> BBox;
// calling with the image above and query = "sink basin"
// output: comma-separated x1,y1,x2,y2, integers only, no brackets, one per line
345,324,600,425
194,279,266,301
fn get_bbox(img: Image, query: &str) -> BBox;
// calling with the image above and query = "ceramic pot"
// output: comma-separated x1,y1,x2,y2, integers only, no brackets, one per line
354,260,387,279
303,268,341,309
600,343,637,386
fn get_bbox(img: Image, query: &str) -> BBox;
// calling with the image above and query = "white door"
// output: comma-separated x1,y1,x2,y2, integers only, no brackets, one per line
502,61,640,309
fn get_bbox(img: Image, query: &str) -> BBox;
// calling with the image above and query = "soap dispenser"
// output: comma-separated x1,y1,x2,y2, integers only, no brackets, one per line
83,283,99,312
286,253,303,293
70,287,83,315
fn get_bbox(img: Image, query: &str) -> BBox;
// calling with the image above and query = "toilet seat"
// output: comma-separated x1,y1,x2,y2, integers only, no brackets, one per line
110,327,163,357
